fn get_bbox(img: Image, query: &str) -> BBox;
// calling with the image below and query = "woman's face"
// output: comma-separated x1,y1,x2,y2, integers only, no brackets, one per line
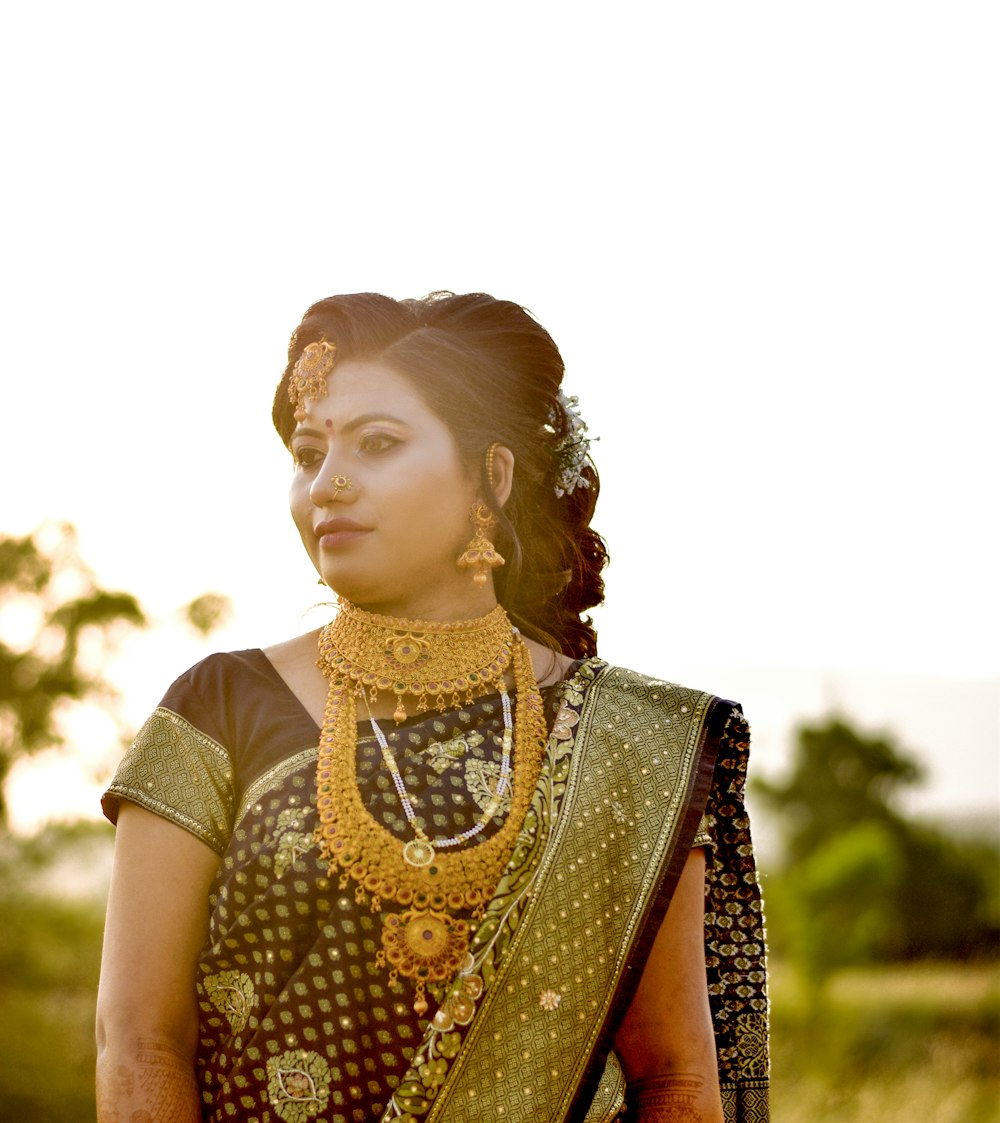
288,358,489,620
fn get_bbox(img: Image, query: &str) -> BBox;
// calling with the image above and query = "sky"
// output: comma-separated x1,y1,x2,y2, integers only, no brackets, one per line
1,2,997,836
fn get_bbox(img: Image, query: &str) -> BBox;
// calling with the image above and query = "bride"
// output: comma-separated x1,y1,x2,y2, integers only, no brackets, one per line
96,291,768,1122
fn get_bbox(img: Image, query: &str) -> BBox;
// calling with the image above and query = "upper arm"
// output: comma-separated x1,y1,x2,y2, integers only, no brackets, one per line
96,801,221,1054
615,847,718,1083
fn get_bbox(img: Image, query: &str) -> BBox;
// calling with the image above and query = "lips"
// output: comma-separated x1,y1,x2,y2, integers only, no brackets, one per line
314,518,370,548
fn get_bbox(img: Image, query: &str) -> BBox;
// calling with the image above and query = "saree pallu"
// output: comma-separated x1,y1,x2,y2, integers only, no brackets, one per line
103,653,768,1122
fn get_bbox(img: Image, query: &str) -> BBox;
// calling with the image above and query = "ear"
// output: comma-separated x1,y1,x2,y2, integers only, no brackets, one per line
489,444,515,508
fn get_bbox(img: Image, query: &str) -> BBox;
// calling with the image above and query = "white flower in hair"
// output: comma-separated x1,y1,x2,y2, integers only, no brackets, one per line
550,390,595,497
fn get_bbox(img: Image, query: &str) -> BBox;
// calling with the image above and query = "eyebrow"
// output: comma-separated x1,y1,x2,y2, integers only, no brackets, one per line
291,413,412,441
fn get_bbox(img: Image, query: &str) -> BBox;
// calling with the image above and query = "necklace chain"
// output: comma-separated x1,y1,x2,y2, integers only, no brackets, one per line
313,600,547,1015
363,690,513,866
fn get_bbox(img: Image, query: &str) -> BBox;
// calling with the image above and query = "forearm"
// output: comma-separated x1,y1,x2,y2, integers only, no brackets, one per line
96,1038,200,1123
627,1071,724,1123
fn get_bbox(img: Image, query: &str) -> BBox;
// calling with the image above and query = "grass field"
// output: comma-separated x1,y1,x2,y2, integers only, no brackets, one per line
769,960,1000,1123
0,863,996,1121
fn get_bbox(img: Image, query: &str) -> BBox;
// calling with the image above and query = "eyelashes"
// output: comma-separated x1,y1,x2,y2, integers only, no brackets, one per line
356,433,399,456
292,447,324,469
291,432,401,469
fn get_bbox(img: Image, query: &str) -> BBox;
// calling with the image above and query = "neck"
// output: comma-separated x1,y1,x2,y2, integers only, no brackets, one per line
347,587,500,626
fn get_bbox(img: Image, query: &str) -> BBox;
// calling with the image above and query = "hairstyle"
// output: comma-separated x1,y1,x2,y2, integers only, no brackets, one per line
273,292,608,658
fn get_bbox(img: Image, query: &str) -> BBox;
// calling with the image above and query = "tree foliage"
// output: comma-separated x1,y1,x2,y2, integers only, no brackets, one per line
0,525,146,827
755,716,999,990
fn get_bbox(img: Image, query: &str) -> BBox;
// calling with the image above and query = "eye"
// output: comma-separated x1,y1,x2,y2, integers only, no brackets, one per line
357,432,399,456
292,446,324,469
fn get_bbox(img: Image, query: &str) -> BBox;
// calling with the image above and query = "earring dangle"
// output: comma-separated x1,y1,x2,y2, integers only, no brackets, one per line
457,500,505,587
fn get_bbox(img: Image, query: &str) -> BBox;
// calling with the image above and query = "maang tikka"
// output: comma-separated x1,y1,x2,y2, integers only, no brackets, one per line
456,443,505,587
289,339,337,422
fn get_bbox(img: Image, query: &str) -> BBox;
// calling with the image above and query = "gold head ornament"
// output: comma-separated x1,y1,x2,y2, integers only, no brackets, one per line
289,339,337,422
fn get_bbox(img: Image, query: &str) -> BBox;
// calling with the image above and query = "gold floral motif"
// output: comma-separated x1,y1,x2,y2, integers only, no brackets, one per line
422,732,481,774
464,757,512,818
539,988,562,1011
381,909,471,1007
385,632,432,671
430,968,484,1031
266,1049,331,1122
550,701,581,742
735,1012,769,1079
273,807,314,878
202,969,255,1033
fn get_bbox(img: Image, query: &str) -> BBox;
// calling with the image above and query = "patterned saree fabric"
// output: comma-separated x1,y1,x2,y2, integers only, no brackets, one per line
103,652,769,1122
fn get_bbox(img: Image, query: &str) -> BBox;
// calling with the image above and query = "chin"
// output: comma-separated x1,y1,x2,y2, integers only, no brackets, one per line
320,571,379,608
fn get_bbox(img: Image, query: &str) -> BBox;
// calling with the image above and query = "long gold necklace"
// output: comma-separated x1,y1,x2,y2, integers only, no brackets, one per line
314,600,548,1015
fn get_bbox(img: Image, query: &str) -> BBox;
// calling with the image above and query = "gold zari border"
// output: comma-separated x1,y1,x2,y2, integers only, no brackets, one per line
104,707,235,854
429,665,713,1122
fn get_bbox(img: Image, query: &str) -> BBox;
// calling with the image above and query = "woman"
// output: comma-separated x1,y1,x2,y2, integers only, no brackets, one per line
96,292,768,1123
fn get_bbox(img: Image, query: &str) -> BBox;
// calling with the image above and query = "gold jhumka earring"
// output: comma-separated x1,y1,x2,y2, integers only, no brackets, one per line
456,444,505,587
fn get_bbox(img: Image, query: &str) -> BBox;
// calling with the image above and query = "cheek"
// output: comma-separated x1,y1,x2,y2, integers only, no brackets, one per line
289,478,312,534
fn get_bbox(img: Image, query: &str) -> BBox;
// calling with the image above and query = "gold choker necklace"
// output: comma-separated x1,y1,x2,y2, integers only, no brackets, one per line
314,600,548,1016
317,600,515,723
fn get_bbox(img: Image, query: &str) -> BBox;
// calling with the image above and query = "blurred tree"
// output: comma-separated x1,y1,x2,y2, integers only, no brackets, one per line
755,717,923,856
0,525,234,831
0,524,146,829
184,592,232,636
763,820,905,996
755,716,999,989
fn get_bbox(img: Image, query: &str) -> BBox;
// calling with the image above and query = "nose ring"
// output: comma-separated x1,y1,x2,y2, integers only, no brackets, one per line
331,475,353,498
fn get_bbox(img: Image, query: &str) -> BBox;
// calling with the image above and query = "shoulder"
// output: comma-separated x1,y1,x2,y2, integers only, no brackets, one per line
589,662,748,755
261,629,323,680
160,647,272,711
149,647,290,749
591,661,741,717
591,665,753,803
523,638,577,689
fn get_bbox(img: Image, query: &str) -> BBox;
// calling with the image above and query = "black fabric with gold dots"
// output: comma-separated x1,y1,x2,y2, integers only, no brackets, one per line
146,650,570,1123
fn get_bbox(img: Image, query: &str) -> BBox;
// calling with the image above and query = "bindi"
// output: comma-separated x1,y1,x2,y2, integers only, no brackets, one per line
325,419,335,432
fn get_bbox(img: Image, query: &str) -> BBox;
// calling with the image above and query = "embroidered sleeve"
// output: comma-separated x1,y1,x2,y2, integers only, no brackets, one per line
703,704,770,1121
102,706,236,854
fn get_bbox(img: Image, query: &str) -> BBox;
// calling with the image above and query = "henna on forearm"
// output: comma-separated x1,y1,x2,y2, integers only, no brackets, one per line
96,1039,200,1123
627,1072,717,1123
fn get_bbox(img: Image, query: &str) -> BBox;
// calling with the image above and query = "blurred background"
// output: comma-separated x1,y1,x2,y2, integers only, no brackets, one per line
0,2,996,1120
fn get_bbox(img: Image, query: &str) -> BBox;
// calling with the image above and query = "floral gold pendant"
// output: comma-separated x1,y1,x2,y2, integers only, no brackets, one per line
382,909,471,1015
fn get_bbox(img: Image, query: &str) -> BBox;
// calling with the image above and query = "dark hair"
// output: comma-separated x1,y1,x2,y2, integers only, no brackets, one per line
273,292,608,658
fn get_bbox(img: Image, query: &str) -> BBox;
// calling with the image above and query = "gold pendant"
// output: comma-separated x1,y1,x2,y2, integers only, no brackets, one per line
402,836,435,868
382,908,471,1013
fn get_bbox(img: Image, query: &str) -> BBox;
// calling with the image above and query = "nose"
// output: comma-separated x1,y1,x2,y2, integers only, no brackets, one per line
310,466,356,508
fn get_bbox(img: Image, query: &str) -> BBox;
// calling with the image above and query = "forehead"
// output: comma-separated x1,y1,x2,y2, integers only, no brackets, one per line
291,358,446,434
311,359,430,414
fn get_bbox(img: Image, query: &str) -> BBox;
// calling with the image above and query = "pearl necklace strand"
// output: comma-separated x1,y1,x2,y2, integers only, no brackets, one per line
363,690,514,868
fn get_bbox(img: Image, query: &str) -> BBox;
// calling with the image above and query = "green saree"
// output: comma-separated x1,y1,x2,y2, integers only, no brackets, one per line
103,652,768,1122
383,661,768,1123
